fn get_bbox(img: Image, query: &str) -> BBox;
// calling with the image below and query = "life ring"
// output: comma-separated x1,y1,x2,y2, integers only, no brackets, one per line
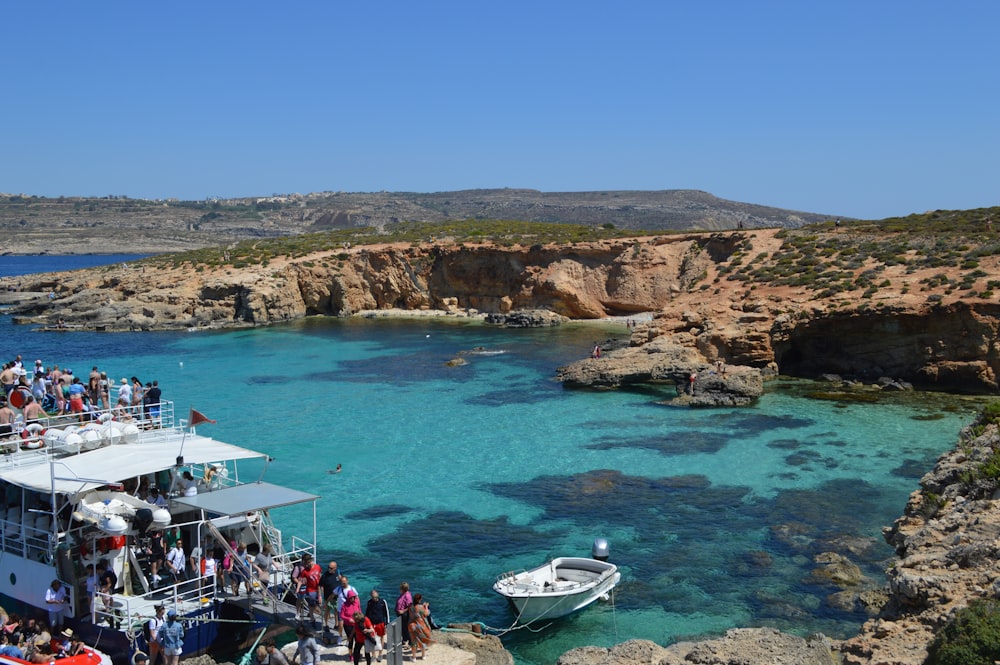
21,423,46,439
8,389,29,410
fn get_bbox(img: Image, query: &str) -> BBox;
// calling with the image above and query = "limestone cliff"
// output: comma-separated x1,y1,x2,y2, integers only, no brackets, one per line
2,226,999,394
835,414,1000,665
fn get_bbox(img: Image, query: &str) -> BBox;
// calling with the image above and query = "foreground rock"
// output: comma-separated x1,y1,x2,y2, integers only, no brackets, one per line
558,630,837,665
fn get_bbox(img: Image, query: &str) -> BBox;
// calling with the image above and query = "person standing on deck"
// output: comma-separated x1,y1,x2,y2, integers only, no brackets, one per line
165,539,186,583
117,378,132,411
44,580,68,630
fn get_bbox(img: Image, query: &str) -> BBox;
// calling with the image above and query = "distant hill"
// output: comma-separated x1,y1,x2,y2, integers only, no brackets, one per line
0,189,839,255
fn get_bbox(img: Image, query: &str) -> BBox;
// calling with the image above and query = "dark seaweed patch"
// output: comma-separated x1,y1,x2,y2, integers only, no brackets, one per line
247,374,294,384
464,386,561,407
768,439,802,450
785,450,822,466
365,511,554,569
587,430,730,455
892,458,936,479
344,504,414,521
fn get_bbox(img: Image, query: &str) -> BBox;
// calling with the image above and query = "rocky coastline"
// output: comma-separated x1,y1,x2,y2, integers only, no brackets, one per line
2,228,998,401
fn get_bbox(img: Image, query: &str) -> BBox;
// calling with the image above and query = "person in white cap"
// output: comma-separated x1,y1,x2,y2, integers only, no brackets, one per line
117,378,132,409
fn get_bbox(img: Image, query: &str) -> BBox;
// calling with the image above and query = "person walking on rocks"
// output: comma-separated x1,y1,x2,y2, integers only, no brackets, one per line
160,609,184,665
364,589,390,663
395,582,413,647
290,625,318,665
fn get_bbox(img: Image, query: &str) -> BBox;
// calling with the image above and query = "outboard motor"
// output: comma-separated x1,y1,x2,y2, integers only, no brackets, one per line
134,507,153,538
592,537,610,561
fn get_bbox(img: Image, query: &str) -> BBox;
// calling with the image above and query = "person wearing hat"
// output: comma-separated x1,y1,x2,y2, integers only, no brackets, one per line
160,609,184,665
338,590,362,654
59,629,85,658
147,605,165,665
117,378,132,410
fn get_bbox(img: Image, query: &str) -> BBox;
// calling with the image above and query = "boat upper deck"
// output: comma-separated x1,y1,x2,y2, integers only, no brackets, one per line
0,402,265,495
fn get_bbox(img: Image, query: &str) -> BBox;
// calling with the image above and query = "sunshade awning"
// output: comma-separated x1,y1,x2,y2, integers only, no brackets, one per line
171,481,319,515
0,435,265,494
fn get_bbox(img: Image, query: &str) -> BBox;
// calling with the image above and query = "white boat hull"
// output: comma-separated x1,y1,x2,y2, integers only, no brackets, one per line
493,557,620,623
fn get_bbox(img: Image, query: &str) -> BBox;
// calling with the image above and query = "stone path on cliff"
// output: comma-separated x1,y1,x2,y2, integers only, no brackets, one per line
275,633,477,665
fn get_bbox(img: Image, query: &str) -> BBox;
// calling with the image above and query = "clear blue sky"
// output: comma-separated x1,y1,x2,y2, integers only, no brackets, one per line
3,1,997,219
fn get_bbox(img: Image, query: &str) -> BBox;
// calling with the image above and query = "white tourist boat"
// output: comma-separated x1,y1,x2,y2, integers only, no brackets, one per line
0,398,319,664
493,556,621,624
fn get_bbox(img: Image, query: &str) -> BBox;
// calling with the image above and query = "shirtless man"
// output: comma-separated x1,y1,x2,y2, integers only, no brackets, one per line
0,398,14,439
49,367,64,413
22,396,46,425
0,364,15,396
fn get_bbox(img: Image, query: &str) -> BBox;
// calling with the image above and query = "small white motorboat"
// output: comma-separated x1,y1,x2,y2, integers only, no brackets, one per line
493,555,621,624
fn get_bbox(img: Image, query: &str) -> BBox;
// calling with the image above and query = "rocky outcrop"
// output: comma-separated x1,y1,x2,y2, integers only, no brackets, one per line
484,309,567,327
555,335,765,405
557,630,838,665
835,417,1000,665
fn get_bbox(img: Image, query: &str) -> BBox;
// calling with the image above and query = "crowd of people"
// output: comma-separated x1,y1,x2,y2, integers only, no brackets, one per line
0,614,89,663
279,556,437,665
0,354,164,433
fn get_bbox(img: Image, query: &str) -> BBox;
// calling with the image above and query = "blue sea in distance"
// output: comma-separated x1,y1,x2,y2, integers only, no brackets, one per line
0,256,982,664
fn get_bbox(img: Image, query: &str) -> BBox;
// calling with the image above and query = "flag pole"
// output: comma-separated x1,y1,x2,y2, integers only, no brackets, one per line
177,403,191,466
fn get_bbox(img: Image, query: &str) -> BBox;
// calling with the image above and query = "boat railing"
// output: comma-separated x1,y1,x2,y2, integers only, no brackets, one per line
495,566,614,594
97,571,221,629
0,401,178,470
274,535,314,575
0,512,55,561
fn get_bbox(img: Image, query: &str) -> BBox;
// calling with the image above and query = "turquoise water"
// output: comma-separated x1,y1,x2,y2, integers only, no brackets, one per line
0,257,982,664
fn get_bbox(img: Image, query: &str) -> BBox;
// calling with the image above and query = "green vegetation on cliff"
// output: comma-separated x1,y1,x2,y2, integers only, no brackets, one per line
925,599,1000,665
717,206,1000,301
140,219,661,270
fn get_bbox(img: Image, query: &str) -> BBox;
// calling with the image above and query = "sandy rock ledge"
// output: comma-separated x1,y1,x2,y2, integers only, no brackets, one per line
558,630,838,665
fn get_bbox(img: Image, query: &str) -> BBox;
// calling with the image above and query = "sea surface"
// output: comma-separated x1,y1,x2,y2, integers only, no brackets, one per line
0,255,983,664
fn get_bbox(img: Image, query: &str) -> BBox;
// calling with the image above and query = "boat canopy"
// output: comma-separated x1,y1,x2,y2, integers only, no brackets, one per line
0,436,264,494
172,481,318,516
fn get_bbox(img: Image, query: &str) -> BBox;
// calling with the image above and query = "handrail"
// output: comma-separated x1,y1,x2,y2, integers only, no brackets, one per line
0,401,177,470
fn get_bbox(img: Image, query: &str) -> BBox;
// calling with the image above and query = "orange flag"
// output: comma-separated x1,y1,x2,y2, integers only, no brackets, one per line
189,409,217,426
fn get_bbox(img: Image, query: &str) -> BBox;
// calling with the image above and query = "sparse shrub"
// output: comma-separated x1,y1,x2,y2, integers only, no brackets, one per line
925,599,1000,665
